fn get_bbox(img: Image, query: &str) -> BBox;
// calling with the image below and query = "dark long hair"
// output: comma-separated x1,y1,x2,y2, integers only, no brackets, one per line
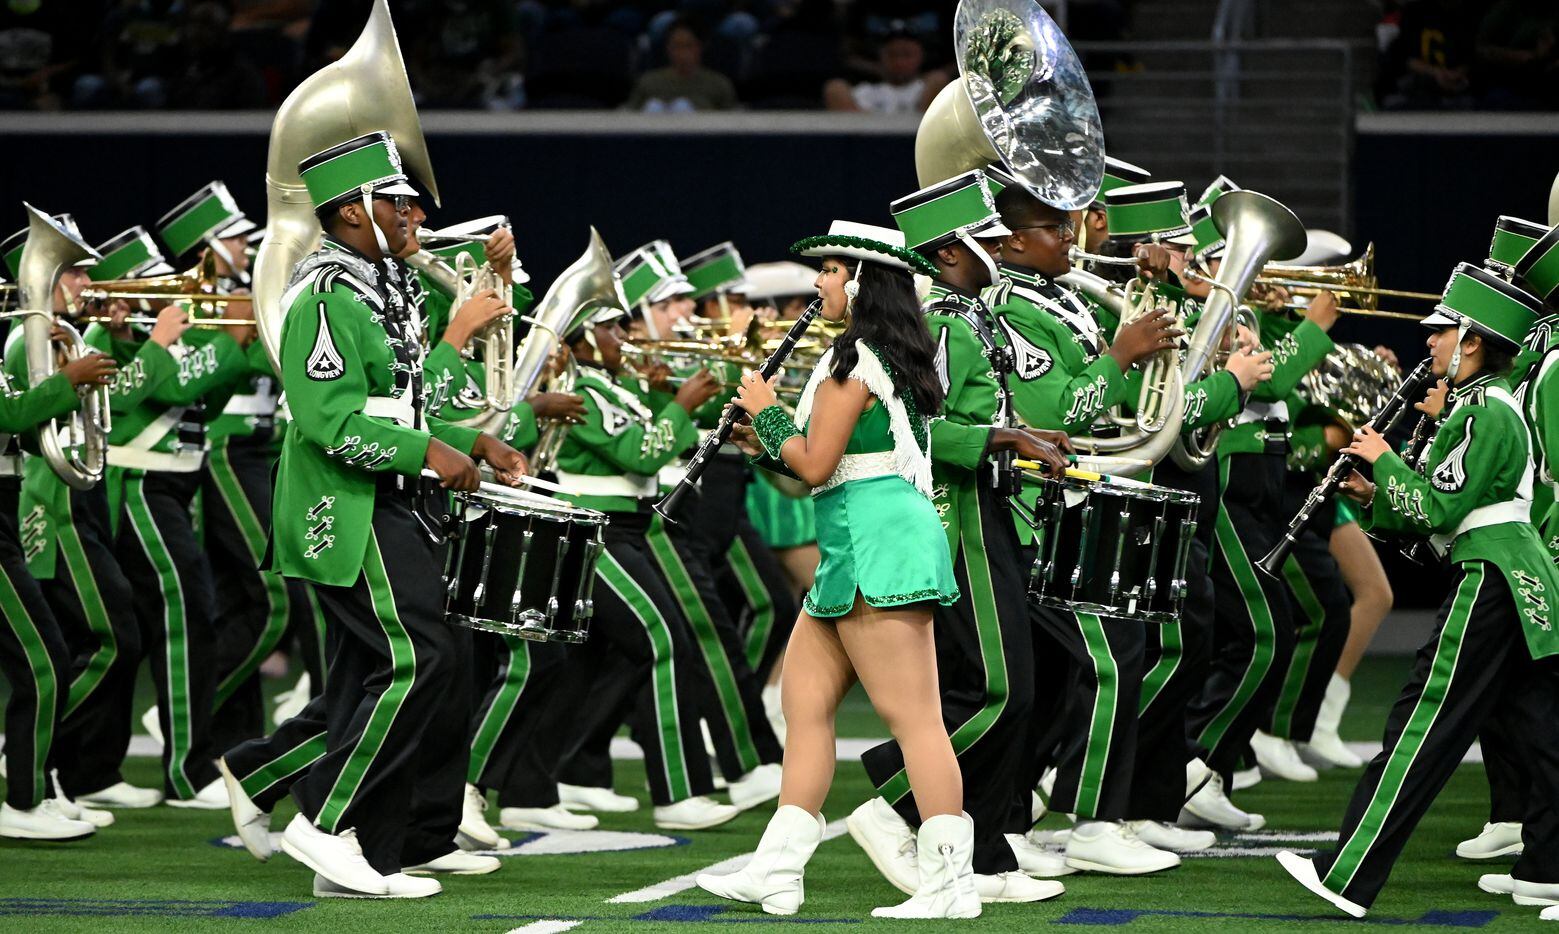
828,259,944,416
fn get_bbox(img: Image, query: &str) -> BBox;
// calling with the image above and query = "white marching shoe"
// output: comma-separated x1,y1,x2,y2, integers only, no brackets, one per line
313,872,441,899
654,796,740,831
405,850,502,875
1231,766,1263,791
77,782,163,809
1478,873,1515,895
761,683,786,745
846,797,918,895
558,783,639,813
1127,820,1216,853
1514,879,1559,907
167,778,229,810
500,804,599,832
1005,832,1076,877
973,870,1064,903
271,674,311,726
50,793,113,829
728,764,784,812
696,804,824,916
218,758,272,861
872,813,982,919
1300,674,1363,769
281,814,388,895
457,784,506,851
0,800,95,841
1543,905,1559,921
1276,850,1367,918
1181,764,1265,831
1457,821,1525,859
1250,731,1318,782
1065,821,1180,875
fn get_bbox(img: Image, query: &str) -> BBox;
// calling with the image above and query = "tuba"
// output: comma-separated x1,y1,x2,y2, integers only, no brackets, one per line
252,0,437,370
1169,191,1306,470
18,205,110,490
526,228,629,472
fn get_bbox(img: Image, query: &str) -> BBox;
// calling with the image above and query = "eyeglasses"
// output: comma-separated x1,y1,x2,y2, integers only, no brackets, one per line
1011,221,1076,238
373,193,412,213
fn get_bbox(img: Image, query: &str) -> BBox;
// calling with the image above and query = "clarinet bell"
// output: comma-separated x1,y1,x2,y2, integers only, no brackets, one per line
654,480,691,524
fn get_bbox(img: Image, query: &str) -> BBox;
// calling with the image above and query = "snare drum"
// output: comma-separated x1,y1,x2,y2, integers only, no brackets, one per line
1026,475,1199,624
444,483,607,643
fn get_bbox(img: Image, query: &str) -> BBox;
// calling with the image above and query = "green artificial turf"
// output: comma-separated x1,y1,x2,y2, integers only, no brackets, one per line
0,656,1544,931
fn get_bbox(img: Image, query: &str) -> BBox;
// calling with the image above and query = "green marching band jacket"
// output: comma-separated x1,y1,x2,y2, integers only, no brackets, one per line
1512,313,1559,537
0,362,82,557
1215,307,1334,458
270,239,480,587
415,268,543,450
923,281,1012,554
551,362,699,515
1363,371,1559,660
4,316,252,578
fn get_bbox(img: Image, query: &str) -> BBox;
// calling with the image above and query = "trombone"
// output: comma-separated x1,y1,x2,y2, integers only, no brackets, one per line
73,262,257,326
1253,245,1438,320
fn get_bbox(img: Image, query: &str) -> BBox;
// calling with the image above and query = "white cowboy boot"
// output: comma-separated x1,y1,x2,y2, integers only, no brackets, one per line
872,812,981,919
697,804,825,916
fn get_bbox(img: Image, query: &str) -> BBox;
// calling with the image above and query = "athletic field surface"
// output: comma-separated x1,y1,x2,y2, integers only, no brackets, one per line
0,657,1543,931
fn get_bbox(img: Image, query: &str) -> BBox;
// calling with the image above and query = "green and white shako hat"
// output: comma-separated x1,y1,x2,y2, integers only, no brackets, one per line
1422,262,1542,349
682,242,749,299
1091,157,1152,208
420,215,530,285
157,181,252,257
298,131,419,216
891,170,1010,252
1185,176,1245,261
1514,223,1559,304
1488,216,1551,274
89,226,173,282
2,212,91,279
1105,181,1194,244
791,220,938,277
614,240,694,308
1195,175,1241,210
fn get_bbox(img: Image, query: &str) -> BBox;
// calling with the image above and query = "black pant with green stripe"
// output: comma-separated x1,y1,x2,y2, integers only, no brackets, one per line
505,514,719,807
115,468,222,800
863,474,1036,875
1189,451,1297,777
1312,562,1559,908
0,478,72,811
290,495,465,875
646,509,783,780
204,434,315,752
1267,478,1352,743
467,634,557,796
40,484,142,798
225,693,328,812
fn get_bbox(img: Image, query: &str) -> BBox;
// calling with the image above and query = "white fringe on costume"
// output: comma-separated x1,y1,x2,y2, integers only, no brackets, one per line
793,344,934,498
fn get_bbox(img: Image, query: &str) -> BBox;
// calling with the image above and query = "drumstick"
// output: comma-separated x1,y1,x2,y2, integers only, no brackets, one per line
1011,461,1164,493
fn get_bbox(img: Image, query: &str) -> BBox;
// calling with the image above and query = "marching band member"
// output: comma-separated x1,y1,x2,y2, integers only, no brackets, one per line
984,176,1184,874
615,242,787,811
1078,157,1152,255
700,220,972,919
496,300,741,833
1280,263,1559,919
0,219,118,842
0,222,170,812
268,131,525,898
853,172,1072,902
1181,178,1340,828
1088,185,1272,853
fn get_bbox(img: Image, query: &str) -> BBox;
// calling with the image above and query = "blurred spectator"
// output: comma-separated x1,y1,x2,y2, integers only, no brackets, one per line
626,18,737,112
1376,0,1478,110
0,0,94,109
1476,0,1559,109
823,30,947,114
408,0,525,109
165,3,267,108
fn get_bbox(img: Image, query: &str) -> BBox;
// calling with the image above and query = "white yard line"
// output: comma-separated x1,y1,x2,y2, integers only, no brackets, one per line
607,818,849,904
504,921,584,934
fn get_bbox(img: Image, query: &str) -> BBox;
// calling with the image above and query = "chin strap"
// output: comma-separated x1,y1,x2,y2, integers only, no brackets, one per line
1447,319,1472,384
843,260,865,310
956,229,999,287
361,185,390,257
205,236,250,286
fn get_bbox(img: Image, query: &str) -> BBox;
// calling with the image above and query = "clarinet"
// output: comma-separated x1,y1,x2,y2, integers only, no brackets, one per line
654,299,823,523
1255,358,1434,577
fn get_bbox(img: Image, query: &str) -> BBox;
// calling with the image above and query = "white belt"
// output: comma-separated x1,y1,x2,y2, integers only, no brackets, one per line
813,451,899,496
658,464,689,486
107,447,205,473
0,453,21,477
362,395,416,428
1234,399,1289,427
122,409,184,452
554,470,658,499
222,393,278,417
1454,499,1530,537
